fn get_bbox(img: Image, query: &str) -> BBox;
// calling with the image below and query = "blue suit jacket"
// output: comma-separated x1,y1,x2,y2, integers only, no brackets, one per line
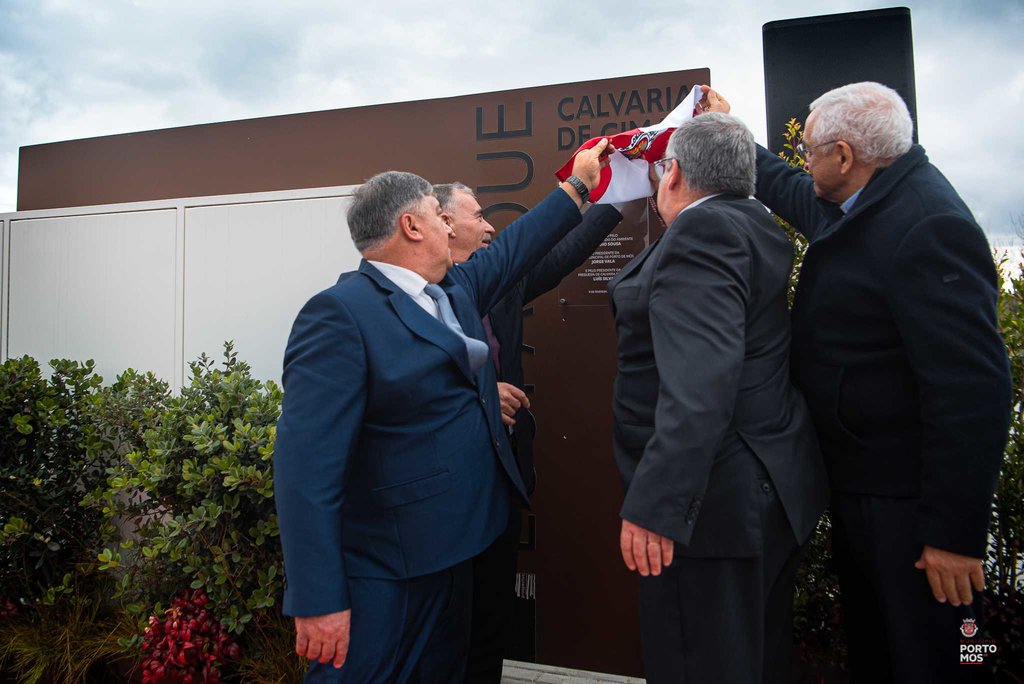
483,204,622,496
273,189,583,617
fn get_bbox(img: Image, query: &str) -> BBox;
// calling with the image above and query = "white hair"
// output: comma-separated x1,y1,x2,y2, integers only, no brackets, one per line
809,82,913,166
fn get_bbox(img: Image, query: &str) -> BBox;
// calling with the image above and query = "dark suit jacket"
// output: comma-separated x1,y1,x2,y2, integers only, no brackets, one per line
608,195,828,557
755,144,1012,558
273,189,584,617
479,204,623,496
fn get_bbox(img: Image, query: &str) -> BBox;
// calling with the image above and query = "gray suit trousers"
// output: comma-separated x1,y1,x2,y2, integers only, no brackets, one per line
637,462,801,684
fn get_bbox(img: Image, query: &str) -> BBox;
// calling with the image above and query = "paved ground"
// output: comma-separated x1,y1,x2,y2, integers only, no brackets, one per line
501,660,645,684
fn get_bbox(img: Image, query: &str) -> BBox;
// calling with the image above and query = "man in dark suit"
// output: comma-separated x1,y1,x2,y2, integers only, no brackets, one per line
607,112,828,683
705,82,1011,681
273,144,607,683
435,182,622,683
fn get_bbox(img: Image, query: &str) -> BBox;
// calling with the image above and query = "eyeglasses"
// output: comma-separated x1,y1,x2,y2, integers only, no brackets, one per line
795,139,840,160
653,158,677,181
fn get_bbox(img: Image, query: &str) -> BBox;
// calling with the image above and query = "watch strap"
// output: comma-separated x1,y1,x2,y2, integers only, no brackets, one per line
565,175,590,204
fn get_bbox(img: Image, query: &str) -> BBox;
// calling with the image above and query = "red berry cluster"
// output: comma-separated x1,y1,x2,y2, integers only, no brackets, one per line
0,597,18,620
140,589,241,684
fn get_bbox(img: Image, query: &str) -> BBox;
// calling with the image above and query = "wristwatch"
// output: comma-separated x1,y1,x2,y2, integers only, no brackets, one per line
565,175,590,204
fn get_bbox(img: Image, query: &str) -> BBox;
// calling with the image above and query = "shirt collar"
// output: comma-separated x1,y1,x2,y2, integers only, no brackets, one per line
840,186,864,214
681,193,722,214
367,260,429,299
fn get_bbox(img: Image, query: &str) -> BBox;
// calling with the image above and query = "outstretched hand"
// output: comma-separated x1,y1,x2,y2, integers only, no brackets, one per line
569,138,614,193
696,85,731,115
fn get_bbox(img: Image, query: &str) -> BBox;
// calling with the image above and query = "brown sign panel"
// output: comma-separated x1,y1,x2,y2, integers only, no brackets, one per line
18,68,709,676
558,199,659,306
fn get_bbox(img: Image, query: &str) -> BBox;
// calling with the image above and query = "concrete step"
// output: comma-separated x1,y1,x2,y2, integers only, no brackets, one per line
501,660,645,684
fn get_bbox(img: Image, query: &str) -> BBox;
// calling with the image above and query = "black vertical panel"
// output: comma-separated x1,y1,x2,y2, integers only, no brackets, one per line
763,7,917,154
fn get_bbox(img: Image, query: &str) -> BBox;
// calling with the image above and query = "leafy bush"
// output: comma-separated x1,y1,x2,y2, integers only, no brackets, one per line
989,256,1024,677
0,357,107,607
0,354,137,681
93,343,284,636
792,514,846,673
775,117,809,307
140,589,240,684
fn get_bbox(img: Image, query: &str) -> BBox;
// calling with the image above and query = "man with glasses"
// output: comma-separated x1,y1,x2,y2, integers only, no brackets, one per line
608,112,828,682
703,82,1011,681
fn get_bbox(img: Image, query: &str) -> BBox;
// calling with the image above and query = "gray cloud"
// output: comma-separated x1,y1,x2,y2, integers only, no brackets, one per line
2,0,1021,239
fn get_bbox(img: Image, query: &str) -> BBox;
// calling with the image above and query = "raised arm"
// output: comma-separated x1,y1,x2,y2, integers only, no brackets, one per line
451,141,610,313
521,204,624,304
699,85,824,240
754,145,824,241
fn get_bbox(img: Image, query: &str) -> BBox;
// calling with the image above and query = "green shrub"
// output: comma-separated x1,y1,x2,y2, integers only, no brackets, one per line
0,357,107,607
988,256,1024,676
775,117,809,307
94,343,284,637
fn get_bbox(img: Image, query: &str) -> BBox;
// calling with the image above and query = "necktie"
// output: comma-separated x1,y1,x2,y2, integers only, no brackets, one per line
481,314,501,375
424,284,489,373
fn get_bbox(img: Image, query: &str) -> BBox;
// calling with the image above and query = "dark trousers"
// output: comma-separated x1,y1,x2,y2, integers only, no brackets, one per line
832,493,991,683
637,474,801,684
467,510,521,684
305,560,472,684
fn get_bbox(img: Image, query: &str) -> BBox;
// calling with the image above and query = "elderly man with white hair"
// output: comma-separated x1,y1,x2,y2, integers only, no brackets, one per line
704,83,1011,681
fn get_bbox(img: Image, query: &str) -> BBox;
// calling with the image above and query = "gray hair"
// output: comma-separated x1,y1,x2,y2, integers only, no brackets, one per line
347,171,433,252
809,82,913,166
667,112,755,197
433,182,474,213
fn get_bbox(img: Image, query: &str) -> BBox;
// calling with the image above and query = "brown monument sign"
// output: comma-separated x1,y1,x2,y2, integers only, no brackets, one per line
18,68,710,677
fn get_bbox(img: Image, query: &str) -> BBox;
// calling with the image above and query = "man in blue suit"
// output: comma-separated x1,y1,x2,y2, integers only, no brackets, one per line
273,143,607,683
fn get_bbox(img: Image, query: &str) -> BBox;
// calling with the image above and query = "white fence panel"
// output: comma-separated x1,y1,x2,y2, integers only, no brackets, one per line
1,218,6,359
183,195,359,385
7,210,178,383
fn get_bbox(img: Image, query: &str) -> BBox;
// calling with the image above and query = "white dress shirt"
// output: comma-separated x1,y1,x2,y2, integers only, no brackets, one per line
367,260,440,319
680,193,722,215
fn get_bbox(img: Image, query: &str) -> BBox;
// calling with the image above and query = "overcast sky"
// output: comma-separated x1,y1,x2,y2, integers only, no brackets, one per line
2,0,1021,239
